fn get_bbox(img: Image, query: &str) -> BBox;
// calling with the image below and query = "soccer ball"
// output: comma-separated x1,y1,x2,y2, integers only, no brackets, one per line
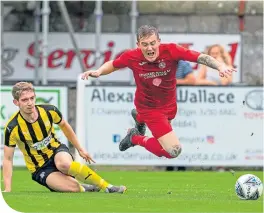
235,174,263,200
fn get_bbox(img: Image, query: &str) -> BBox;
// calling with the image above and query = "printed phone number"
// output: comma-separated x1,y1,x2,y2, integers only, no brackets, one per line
178,108,236,117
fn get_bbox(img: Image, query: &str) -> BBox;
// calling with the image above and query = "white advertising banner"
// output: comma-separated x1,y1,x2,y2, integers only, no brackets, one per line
83,86,263,166
1,86,68,166
3,33,241,82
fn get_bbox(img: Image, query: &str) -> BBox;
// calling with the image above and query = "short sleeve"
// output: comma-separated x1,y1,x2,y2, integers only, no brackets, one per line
49,105,63,124
170,44,201,63
112,50,130,68
4,126,17,147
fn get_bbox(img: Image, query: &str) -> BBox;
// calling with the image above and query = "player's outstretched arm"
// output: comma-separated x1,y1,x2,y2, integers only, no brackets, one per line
197,54,222,70
3,146,15,192
58,119,95,164
81,60,119,80
197,54,236,78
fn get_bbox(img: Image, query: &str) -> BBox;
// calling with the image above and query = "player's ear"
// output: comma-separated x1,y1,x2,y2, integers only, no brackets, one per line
13,99,19,106
136,41,140,47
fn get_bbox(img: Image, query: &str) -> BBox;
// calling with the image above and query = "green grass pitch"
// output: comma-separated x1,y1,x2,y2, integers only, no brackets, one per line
1,168,263,212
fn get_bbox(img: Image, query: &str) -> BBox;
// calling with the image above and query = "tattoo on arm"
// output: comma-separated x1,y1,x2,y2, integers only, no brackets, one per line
197,54,221,70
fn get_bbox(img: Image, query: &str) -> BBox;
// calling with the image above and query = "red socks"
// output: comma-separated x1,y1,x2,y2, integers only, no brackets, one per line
132,135,172,159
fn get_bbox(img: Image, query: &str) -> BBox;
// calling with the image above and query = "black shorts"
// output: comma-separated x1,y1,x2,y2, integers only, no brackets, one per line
31,144,74,192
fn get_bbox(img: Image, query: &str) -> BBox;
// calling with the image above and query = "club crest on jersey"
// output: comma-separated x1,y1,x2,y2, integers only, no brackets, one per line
158,61,166,69
153,78,162,87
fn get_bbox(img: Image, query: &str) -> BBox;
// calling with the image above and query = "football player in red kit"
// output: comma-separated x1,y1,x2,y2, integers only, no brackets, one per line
82,25,236,159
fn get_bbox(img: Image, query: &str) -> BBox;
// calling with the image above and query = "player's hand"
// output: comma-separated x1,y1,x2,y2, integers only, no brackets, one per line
218,65,237,78
81,70,101,80
78,148,95,164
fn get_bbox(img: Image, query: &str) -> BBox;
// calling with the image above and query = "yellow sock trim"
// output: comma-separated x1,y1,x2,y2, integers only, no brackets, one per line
68,162,110,190
79,184,85,192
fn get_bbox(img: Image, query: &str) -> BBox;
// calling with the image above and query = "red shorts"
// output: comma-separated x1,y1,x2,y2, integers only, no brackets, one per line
136,106,177,139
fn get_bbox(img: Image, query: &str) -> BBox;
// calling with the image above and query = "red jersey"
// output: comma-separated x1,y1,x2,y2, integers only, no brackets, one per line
113,43,200,110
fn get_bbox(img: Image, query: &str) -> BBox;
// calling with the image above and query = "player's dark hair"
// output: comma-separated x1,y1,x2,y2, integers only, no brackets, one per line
137,25,159,42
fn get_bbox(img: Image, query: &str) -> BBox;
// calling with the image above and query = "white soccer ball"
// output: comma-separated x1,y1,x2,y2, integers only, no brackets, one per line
235,174,263,200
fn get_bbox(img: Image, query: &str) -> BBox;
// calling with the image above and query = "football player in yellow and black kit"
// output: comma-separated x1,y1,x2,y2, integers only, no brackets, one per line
3,82,126,193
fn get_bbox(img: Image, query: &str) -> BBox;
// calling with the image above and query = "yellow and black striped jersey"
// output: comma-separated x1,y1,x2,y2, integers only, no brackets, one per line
4,104,63,173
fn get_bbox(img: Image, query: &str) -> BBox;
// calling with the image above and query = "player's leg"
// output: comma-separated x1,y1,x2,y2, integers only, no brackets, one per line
119,111,169,157
119,108,146,151
157,107,182,158
151,105,182,158
119,127,173,158
120,109,159,152
120,109,181,158
157,131,182,158
134,111,181,158
54,144,126,193
119,108,149,151
46,172,100,192
131,109,146,135
32,158,100,192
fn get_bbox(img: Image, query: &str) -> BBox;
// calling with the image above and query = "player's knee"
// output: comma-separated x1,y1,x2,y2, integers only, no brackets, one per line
56,161,72,174
166,144,182,158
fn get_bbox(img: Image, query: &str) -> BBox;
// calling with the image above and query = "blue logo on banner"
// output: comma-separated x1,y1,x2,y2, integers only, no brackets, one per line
113,134,121,143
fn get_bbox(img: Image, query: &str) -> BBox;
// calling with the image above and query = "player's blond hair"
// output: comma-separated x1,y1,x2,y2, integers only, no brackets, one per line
12,82,35,100
137,25,160,42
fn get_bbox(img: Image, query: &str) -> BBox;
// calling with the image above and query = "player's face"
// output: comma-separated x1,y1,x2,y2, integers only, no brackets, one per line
209,47,221,59
14,91,36,114
137,34,161,62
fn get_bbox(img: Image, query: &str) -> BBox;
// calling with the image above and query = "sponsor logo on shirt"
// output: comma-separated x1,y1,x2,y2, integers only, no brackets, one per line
139,69,171,79
31,135,52,150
